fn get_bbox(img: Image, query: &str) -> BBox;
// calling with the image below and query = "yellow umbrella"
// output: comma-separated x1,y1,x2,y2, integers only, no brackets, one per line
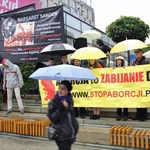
70,47,106,60
110,39,148,54
80,30,102,40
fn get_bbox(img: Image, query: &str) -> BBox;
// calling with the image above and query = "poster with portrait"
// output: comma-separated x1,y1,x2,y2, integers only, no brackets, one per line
0,5,66,63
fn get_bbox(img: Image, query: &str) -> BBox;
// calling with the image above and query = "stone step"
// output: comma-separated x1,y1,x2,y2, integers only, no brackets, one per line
0,113,150,149
1,105,47,114
25,94,38,100
2,104,150,119
13,99,41,105
0,111,150,129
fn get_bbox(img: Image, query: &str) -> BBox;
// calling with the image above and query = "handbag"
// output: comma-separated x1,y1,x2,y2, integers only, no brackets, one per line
48,112,68,140
48,125,58,140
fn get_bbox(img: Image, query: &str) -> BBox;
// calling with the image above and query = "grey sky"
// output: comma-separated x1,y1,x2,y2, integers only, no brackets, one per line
92,0,150,43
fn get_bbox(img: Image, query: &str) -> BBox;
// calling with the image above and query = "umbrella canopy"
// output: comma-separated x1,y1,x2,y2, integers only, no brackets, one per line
70,47,106,60
29,64,96,80
40,43,76,55
110,39,148,54
80,30,102,40
143,50,150,59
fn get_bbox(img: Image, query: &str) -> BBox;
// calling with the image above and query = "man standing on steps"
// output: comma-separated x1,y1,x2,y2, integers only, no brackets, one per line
2,59,24,115
131,49,149,121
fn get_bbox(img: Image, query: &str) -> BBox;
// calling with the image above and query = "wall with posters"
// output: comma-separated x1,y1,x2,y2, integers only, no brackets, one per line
0,0,41,13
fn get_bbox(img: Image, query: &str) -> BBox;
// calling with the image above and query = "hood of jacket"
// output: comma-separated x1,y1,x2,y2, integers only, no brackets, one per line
2,59,13,70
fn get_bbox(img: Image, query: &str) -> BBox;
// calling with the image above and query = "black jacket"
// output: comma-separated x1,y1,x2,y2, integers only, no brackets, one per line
47,94,79,141
132,56,149,66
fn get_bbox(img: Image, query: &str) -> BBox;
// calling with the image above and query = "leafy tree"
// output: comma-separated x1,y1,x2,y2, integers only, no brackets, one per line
143,44,150,53
18,63,35,95
106,16,150,43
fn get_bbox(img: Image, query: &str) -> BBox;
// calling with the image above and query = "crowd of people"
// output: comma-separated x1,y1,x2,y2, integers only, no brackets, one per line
0,39,149,150
0,39,149,122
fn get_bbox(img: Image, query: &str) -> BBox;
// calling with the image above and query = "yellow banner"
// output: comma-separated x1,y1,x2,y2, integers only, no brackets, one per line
39,65,150,108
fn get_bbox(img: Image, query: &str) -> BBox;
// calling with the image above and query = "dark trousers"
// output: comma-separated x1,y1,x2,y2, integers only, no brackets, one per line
74,107,85,117
2,89,7,103
136,108,147,119
117,108,128,117
56,140,72,150
35,80,41,99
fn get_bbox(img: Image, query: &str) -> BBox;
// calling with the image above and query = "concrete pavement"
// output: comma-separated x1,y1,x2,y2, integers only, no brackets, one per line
0,132,142,150
0,134,112,150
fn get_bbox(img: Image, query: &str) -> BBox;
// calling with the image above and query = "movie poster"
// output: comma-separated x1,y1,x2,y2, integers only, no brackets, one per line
0,5,66,62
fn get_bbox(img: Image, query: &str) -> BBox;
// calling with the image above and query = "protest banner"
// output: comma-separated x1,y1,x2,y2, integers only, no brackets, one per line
39,65,150,108
0,5,65,62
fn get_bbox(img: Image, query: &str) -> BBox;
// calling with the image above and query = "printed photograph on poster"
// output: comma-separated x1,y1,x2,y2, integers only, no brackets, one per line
4,22,35,48
2,17,16,39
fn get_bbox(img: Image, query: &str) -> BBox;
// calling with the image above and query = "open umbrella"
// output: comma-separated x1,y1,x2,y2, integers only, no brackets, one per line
143,50,150,59
80,30,102,40
110,39,148,54
40,43,76,55
29,64,96,80
70,47,106,60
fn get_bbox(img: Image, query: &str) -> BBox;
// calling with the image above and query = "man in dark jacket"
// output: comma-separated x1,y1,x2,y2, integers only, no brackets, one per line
97,39,110,67
132,49,149,121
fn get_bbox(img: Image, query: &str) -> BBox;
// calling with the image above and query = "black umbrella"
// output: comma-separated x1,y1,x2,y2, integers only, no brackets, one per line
40,43,76,55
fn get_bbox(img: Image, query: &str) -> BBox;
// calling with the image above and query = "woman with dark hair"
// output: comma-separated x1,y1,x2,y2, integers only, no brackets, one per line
115,56,128,121
47,80,79,150
88,59,103,120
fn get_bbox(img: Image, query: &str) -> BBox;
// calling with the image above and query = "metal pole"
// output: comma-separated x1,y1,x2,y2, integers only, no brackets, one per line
127,51,130,66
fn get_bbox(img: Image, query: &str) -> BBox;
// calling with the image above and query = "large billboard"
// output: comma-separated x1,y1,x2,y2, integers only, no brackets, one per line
0,0,41,13
0,5,66,62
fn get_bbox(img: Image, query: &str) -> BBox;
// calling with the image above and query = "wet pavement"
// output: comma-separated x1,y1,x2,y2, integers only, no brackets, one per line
0,134,110,150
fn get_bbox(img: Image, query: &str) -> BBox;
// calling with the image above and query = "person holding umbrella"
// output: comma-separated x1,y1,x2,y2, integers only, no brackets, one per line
73,59,86,118
115,56,128,121
88,59,103,120
131,49,149,122
47,80,79,150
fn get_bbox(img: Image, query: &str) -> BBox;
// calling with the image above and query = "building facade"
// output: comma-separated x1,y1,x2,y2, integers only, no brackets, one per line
40,0,128,66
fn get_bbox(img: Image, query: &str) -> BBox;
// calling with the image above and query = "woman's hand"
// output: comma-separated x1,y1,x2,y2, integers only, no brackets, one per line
90,66,93,70
62,100,68,108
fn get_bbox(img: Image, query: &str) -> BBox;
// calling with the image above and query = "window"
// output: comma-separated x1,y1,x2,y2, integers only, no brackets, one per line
66,14,81,30
63,12,66,24
81,22,91,32
65,0,69,5
85,8,88,19
67,26,81,38
73,1,76,9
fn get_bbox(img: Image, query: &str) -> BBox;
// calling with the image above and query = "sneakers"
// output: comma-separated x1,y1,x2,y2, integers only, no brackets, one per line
20,110,24,114
90,115,100,120
132,116,141,120
123,116,128,121
140,117,146,122
116,116,128,121
116,116,121,121
6,111,11,115
80,115,85,119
